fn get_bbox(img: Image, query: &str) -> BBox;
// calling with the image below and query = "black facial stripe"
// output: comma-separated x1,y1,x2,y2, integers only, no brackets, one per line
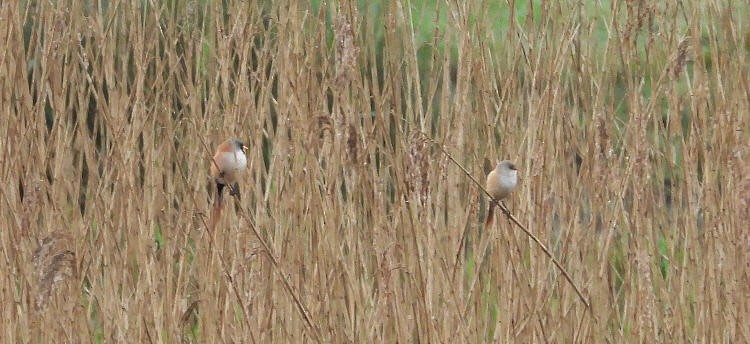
234,140,245,151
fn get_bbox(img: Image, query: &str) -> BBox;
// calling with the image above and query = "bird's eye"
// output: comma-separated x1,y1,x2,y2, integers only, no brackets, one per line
509,163,517,170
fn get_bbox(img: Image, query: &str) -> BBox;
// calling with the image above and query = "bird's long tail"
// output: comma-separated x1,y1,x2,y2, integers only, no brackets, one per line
209,183,225,232
485,202,495,228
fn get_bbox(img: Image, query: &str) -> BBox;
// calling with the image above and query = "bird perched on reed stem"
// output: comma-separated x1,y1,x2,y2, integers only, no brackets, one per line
209,138,248,230
485,160,518,227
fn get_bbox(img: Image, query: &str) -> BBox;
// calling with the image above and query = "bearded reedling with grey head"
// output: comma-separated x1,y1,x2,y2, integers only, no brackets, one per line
485,160,518,227
210,138,248,229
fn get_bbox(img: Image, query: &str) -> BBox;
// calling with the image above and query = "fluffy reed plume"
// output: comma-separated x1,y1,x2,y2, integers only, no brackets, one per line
672,37,690,78
347,123,359,164
32,231,76,310
407,133,430,206
334,8,359,87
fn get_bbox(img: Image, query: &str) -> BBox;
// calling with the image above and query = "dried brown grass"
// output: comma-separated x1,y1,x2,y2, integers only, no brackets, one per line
1,0,748,342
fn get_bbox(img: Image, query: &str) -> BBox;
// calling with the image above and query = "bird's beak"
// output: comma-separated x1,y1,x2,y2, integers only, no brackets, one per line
242,145,249,153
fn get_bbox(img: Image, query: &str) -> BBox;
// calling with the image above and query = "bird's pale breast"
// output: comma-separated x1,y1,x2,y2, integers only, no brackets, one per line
213,151,247,183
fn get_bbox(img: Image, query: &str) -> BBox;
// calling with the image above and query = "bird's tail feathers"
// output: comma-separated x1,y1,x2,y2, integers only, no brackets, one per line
210,183,225,232
485,203,495,228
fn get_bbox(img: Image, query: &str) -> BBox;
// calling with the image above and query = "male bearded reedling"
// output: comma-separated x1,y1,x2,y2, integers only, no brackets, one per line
485,160,518,227
210,139,248,229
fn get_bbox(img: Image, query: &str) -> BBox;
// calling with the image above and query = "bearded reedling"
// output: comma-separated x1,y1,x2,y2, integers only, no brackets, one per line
209,139,248,229
485,160,518,227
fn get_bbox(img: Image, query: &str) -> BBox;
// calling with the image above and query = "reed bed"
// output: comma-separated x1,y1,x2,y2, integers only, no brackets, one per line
1,0,748,342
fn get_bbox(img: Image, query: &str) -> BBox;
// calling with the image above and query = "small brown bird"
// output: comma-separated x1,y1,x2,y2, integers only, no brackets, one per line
210,138,248,229
485,160,518,227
